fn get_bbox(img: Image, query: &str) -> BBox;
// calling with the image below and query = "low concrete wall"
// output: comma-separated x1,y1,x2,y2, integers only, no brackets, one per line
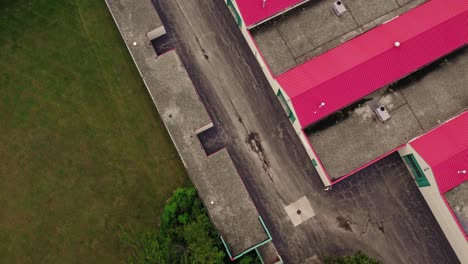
146,26,166,41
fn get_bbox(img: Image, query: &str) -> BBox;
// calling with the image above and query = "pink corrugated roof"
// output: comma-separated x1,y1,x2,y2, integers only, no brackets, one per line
411,111,468,194
235,0,308,28
276,0,468,129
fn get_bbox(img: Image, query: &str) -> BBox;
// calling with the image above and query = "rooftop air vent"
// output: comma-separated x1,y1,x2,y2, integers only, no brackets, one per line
332,1,347,17
375,105,391,122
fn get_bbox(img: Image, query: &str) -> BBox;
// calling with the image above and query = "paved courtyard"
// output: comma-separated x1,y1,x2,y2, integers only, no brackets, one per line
306,46,468,180
251,0,426,75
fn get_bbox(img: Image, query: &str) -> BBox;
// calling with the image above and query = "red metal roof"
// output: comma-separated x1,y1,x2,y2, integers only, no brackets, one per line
410,111,468,194
235,0,308,28
276,0,468,129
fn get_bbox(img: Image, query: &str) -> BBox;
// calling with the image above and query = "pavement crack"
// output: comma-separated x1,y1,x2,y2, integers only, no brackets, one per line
202,48,209,60
228,98,249,132
377,221,385,233
360,212,372,236
228,98,275,183
336,215,354,233
246,132,274,183
360,211,385,236
219,32,257,81
173,0,209,62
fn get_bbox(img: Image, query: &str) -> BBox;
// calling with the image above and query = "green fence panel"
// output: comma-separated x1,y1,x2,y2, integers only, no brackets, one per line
403,154,430,187
220,216,272,261
277,90,296,123
227,0,242,27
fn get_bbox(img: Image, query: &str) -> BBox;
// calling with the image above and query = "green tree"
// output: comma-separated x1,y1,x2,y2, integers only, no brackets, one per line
123,187,260,264
324,251,381,264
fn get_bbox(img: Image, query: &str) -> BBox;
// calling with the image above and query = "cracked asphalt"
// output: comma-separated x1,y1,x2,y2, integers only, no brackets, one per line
153,0,459,263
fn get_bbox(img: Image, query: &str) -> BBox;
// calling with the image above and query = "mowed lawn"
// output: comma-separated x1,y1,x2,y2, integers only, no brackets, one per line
0,0,188,263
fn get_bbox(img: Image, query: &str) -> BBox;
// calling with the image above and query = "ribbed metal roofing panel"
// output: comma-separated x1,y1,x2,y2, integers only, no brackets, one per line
276,0,468,128
411,111,468,194
235,0,308,27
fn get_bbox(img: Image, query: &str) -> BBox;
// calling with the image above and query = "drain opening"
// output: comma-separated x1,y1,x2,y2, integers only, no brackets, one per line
151,34,173,55
197,126,225,156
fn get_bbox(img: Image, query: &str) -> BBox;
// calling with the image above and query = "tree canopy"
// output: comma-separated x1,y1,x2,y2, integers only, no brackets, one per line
122,187,259,264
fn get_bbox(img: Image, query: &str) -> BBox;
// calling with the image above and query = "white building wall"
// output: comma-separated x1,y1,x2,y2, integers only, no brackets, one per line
399,145,468,263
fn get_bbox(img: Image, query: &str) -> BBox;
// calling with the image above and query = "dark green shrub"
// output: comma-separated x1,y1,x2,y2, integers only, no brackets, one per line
122,187,260,264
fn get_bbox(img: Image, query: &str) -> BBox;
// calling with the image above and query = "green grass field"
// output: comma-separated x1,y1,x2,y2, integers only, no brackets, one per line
0,0,188,262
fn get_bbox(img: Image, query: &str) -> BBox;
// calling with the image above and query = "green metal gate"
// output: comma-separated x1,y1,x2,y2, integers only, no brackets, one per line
277,89,296,123
403,154,430,187
226,0,242,27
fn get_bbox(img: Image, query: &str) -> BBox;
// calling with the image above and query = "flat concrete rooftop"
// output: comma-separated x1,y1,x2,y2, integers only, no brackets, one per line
105,0,269,256
306,46,468,180
105,0,163,66
251,0,426,75
147,51,269,257
446,181,468,236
